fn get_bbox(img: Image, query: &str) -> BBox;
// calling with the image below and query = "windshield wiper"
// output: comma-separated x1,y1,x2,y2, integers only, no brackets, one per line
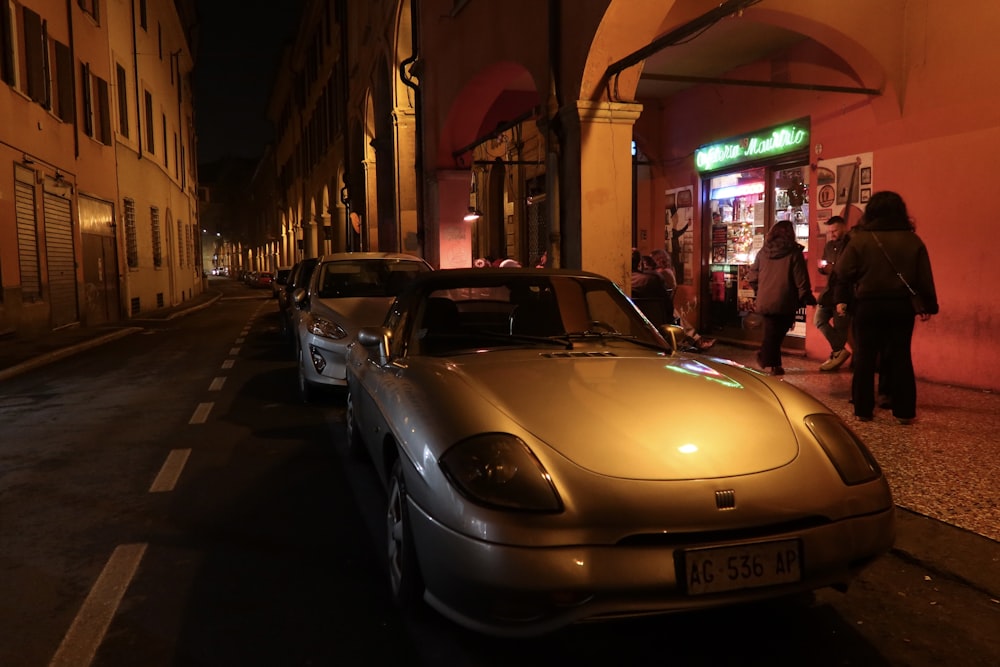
469,330,574,349
563,331,670,352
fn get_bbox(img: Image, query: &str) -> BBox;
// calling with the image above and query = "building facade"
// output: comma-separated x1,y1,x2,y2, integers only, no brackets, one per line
0,0,200,341
261,0,998,391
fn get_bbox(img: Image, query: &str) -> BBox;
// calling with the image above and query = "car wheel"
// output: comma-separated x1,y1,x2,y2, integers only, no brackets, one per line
345,392,366,459
386,457,424,609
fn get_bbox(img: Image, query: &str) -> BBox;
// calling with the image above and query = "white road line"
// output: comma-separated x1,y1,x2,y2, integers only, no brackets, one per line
189,402,213,424
48,543,148,667
149,449,191,493
208,377,226,391
235,337,245,344
221,359,235,369
229,347,241,356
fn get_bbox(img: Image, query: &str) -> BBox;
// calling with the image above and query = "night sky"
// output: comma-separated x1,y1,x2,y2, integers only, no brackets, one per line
192,0,304,164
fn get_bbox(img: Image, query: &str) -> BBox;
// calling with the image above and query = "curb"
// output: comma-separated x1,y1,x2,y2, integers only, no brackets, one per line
0,327,144,382
891,508,1000,601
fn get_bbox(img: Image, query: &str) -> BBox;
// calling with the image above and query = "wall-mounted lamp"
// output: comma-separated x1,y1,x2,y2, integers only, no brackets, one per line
465,170,480,221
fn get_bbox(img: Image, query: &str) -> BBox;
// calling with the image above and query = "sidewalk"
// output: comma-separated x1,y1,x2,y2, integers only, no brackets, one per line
1,293,997,600
0,283,226,382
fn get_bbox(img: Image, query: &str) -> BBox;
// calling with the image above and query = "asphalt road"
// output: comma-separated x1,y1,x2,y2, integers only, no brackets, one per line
0,292,997,666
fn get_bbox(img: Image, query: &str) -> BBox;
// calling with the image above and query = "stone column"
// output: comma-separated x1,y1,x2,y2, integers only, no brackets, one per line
558,100,642,292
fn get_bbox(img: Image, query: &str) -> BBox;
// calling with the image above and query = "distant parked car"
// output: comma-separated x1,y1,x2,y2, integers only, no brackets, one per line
272,266,292,298
345,268,895,637
292,252,432,401
254,272,274,289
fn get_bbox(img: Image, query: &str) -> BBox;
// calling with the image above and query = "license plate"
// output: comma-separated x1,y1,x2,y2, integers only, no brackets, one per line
682,539,802,595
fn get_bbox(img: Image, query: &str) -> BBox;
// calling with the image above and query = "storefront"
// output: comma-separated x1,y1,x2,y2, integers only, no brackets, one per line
695,118,812,347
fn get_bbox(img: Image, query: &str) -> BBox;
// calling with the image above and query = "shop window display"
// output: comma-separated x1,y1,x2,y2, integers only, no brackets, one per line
707,165,809,339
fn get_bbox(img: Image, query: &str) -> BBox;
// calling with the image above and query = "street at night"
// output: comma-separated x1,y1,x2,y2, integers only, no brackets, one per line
0,280,997,666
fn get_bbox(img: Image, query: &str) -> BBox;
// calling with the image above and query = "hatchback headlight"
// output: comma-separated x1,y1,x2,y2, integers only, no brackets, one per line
306,314,347,340
439,434,563,512
804,414,882,485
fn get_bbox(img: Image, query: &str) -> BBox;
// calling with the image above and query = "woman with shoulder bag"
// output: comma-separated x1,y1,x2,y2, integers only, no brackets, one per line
834,191,939,424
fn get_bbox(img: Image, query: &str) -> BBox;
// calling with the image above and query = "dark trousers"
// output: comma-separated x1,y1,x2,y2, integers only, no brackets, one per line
758,313,794,368
851,299,917,419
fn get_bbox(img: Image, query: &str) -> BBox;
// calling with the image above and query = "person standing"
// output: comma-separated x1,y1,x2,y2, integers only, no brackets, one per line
649,248,679,293
630,248,673,326
834,191,938,424
747,219,816,375
815,215,853,371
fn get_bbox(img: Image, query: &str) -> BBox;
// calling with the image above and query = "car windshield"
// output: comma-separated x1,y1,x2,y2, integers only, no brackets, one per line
316,259,430,299
411,273,668,356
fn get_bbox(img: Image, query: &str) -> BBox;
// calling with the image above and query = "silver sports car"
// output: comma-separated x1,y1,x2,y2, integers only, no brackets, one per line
345,268,894,637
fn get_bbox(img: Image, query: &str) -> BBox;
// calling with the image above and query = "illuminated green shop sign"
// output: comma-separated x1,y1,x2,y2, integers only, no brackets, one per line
695,118,810,172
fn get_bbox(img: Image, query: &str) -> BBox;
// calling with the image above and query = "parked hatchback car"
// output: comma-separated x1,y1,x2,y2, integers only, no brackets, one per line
279,258,319,342
272,266,292,299
292,252,432,401
346,268,895,637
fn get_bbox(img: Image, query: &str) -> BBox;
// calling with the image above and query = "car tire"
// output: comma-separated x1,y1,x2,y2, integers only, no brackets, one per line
386,457,424,610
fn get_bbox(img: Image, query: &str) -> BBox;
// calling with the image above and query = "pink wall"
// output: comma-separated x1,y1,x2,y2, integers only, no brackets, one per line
636,32,1000,390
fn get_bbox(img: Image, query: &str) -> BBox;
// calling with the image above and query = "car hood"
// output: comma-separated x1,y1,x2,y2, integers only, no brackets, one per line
313,297,393,330
432,352,800,480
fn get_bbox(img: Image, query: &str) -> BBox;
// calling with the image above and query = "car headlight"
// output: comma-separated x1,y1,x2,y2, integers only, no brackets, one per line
439,434,563,512
306,314,347,340
804,414,882,485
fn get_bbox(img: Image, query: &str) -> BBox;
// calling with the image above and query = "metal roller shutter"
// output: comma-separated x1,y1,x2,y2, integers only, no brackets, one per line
44,192,79,328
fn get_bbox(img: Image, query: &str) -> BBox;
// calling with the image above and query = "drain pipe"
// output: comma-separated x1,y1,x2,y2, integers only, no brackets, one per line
399,0,424,258
546,0,563,268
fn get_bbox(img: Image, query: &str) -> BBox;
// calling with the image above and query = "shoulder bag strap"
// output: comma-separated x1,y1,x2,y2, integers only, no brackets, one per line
871,232,917,296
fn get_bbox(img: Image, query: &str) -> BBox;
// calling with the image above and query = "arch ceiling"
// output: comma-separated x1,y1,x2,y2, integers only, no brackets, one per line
586,0,899,109
438,61,540,167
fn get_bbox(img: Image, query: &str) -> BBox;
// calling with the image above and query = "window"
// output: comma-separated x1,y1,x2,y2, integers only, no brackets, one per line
161,113,167,167
144,90,154,153
0,0,15,85
139,0,147,30
124,197,138,268
77,0,99,22
22,7,47,104
177,219,185,267
94,77,111,144
116,64,129,137
151,206,162,267
173,132,179,178
81,63,93,136
81,64,111,143
53,41,74,121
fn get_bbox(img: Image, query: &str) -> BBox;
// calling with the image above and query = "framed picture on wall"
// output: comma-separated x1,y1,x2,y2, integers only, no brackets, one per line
860,188,871,203
860,167,872,185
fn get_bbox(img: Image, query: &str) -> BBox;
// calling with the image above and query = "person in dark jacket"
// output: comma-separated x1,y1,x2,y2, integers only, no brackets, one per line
815,215,853,371
834,191,938,424
747,219,816,375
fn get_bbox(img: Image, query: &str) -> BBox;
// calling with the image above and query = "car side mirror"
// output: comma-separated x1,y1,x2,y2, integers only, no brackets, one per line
659,323,686,353
357,326,390,365
292,287,307,306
